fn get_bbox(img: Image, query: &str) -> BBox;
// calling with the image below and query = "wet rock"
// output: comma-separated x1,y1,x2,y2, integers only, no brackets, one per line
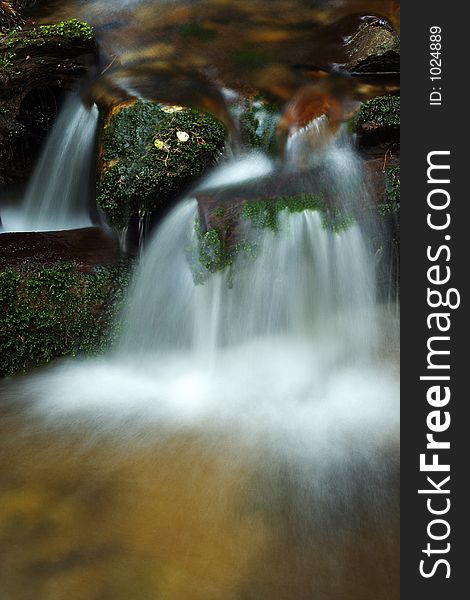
0,227,121,269
351,94,400,157
0,19,97,185
194,170,355,279
343,16,400,74
97,99,226,231
0,227,129,377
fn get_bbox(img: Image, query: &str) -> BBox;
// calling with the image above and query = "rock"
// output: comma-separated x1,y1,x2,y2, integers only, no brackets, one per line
0,19,97,185
351,94,400,157
0,227,129,377
0,227,121,269
97,99,226,230
194,171,353,278
343,15,400,74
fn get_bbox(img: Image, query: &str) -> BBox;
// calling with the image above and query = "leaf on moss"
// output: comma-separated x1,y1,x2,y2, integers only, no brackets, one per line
154,139,169,151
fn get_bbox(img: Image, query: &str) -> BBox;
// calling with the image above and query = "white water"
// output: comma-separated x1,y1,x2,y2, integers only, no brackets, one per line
1,95,99,233
9,138,398,475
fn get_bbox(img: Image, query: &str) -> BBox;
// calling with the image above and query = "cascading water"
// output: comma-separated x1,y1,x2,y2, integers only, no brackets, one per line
0,131,399,598
0,94,99,233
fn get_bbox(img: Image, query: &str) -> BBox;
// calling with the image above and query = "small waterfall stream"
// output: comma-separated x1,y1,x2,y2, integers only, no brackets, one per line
0,121,399,598
1,94,99,233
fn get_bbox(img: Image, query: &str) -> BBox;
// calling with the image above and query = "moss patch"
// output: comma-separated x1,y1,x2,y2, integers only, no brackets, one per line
1,19,94,49
0,19,95,84
97,100,226,229
241,194,354,233
0,262,129,377
191,219,256,283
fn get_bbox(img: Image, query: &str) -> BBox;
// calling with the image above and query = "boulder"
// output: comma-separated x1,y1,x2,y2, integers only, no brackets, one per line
97,99,226,231
343,16,400,74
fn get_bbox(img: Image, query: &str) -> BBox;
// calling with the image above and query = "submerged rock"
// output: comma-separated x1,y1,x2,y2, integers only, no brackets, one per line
0,19,96,184
97,99,226,230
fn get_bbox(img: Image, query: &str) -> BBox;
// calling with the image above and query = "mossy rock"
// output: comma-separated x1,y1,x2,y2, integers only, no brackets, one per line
0,19,94,83
0,262,129,377
352,95,400,133
193,193,352,281
0,18,96,184
97,100,226,229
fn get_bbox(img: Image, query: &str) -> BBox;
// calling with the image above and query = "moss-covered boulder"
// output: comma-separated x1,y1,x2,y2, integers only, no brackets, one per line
0,19,96,184
97,100,226,229
0,261,129,377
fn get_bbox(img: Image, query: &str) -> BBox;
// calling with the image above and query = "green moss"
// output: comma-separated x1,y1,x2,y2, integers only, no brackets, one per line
352,95,400,131
379,165,400,216
36,19,94,43
0,49,19,80
0,102,11,114
241,195,321,230
191,194,354,282
2,19,94,48
0,19,94,82
241,194,353,233
0,263,129,377
97,100,226,228
191,219,257,283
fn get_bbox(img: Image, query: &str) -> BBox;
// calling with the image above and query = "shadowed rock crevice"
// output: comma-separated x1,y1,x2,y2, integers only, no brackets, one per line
0,18,97,184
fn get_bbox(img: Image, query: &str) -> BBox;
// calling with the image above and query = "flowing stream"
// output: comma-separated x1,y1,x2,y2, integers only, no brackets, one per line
1,94,98,233
0,129,399,598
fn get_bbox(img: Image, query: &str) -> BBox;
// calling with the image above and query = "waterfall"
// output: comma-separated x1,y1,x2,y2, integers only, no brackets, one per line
120,201,378,360
1,129,399,598
120,134,379,360
14,137,397,463
1,94,99,233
